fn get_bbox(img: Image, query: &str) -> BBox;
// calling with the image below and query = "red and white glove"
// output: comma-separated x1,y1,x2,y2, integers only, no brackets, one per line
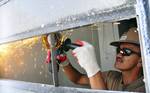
47,34,69,66
73,41,100,77
56,53,69,67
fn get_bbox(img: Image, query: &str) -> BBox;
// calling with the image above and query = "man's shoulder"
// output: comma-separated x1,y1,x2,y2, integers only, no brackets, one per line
104,70,122,78
103,70,122,90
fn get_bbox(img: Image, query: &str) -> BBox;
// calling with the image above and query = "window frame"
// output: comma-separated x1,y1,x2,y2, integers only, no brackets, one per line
0,0,150,92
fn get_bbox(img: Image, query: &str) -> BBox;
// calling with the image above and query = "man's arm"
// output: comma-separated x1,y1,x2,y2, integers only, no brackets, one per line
63,59,106,89
62,61,106,89
72,41,107,90
62,59,89,85
63,62,106,89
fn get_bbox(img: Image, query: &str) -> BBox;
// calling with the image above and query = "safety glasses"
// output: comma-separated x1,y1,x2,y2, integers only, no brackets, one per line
116,47,141,56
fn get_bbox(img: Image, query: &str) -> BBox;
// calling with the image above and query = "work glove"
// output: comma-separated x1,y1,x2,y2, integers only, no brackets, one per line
73,41,100,77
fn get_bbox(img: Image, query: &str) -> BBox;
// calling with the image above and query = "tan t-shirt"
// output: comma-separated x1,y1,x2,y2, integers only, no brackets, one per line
104,70,145,92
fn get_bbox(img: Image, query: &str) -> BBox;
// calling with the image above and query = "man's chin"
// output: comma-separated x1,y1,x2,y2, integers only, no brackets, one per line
114,64,122,70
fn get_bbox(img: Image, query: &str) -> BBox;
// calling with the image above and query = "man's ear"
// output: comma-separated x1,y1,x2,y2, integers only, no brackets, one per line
137,58,142,67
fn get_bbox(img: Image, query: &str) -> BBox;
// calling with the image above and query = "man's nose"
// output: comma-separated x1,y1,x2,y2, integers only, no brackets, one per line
116,52,123,57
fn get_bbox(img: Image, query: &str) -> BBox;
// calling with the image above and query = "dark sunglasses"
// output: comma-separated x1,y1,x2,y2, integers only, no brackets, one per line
116,47,141,56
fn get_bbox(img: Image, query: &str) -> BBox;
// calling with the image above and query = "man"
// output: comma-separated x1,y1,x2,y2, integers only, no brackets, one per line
47,27,145,92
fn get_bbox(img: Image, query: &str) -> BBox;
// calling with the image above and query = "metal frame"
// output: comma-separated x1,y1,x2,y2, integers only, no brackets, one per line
0,0,10,7
0,2,136,45
0,79,138,93
136,0,150,92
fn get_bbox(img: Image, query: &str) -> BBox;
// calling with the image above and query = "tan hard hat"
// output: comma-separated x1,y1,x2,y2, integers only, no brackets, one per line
110,27,140,47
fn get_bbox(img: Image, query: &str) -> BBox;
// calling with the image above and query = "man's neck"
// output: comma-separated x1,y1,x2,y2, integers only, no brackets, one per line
122,67,141,85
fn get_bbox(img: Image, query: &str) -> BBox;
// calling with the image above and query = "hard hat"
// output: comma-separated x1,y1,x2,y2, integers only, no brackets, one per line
110,27,140,47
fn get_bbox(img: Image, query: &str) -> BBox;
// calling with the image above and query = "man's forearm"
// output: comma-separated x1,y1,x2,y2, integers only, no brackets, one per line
62,60,89,85
89,71,106,90
63,64,106,89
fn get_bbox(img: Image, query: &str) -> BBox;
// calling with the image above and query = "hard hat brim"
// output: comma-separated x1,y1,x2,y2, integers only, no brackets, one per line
110,40,140,47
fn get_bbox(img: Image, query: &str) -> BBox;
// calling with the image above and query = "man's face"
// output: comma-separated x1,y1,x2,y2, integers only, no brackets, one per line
114,43,141,71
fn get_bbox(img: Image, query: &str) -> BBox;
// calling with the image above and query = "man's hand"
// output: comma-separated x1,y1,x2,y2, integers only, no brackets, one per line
73,41,100,77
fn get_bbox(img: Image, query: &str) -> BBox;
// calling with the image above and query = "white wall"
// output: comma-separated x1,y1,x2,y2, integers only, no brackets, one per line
97,22,119,71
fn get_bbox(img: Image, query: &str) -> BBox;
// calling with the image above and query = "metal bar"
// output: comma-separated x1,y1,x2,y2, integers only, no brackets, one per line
136,0,150,92
0,79,138,93
49,33,59,86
